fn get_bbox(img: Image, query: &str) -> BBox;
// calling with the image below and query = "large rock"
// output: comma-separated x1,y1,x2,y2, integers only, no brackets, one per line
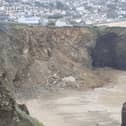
0,81,44,126
121,102,126,126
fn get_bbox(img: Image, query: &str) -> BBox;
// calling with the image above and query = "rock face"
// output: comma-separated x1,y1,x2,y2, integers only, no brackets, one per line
0,82,15,126
0,25,101,92
92,27,126,70
121,102,126,126
0,81,44,126
0,25,126,93
92,32,118,68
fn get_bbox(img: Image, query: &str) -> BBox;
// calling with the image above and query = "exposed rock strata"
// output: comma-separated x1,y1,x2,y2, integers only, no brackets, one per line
0,25,125,93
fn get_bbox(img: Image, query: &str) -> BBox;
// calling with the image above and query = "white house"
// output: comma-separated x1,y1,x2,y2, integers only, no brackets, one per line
56,19,71,27
18,16,40,24
40,18,48,26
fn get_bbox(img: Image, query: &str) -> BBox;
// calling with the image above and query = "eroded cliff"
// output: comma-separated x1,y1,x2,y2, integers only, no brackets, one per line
0,25,125,94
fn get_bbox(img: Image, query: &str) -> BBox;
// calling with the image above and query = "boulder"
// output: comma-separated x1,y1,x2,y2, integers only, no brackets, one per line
0,81,44,126
121,102,126,126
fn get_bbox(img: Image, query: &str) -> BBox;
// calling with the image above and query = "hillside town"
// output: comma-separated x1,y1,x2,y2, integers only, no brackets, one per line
0,0,126,26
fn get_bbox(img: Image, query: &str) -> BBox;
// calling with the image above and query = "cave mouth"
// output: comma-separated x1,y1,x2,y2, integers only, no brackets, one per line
91,32,123,70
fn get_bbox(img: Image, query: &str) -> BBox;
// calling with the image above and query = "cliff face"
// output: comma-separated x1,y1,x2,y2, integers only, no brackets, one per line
0,26,102,92
0,25,126,94
92,27,126,70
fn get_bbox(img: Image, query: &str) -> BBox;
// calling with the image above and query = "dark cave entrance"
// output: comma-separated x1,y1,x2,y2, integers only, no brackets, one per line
91,32,121,69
